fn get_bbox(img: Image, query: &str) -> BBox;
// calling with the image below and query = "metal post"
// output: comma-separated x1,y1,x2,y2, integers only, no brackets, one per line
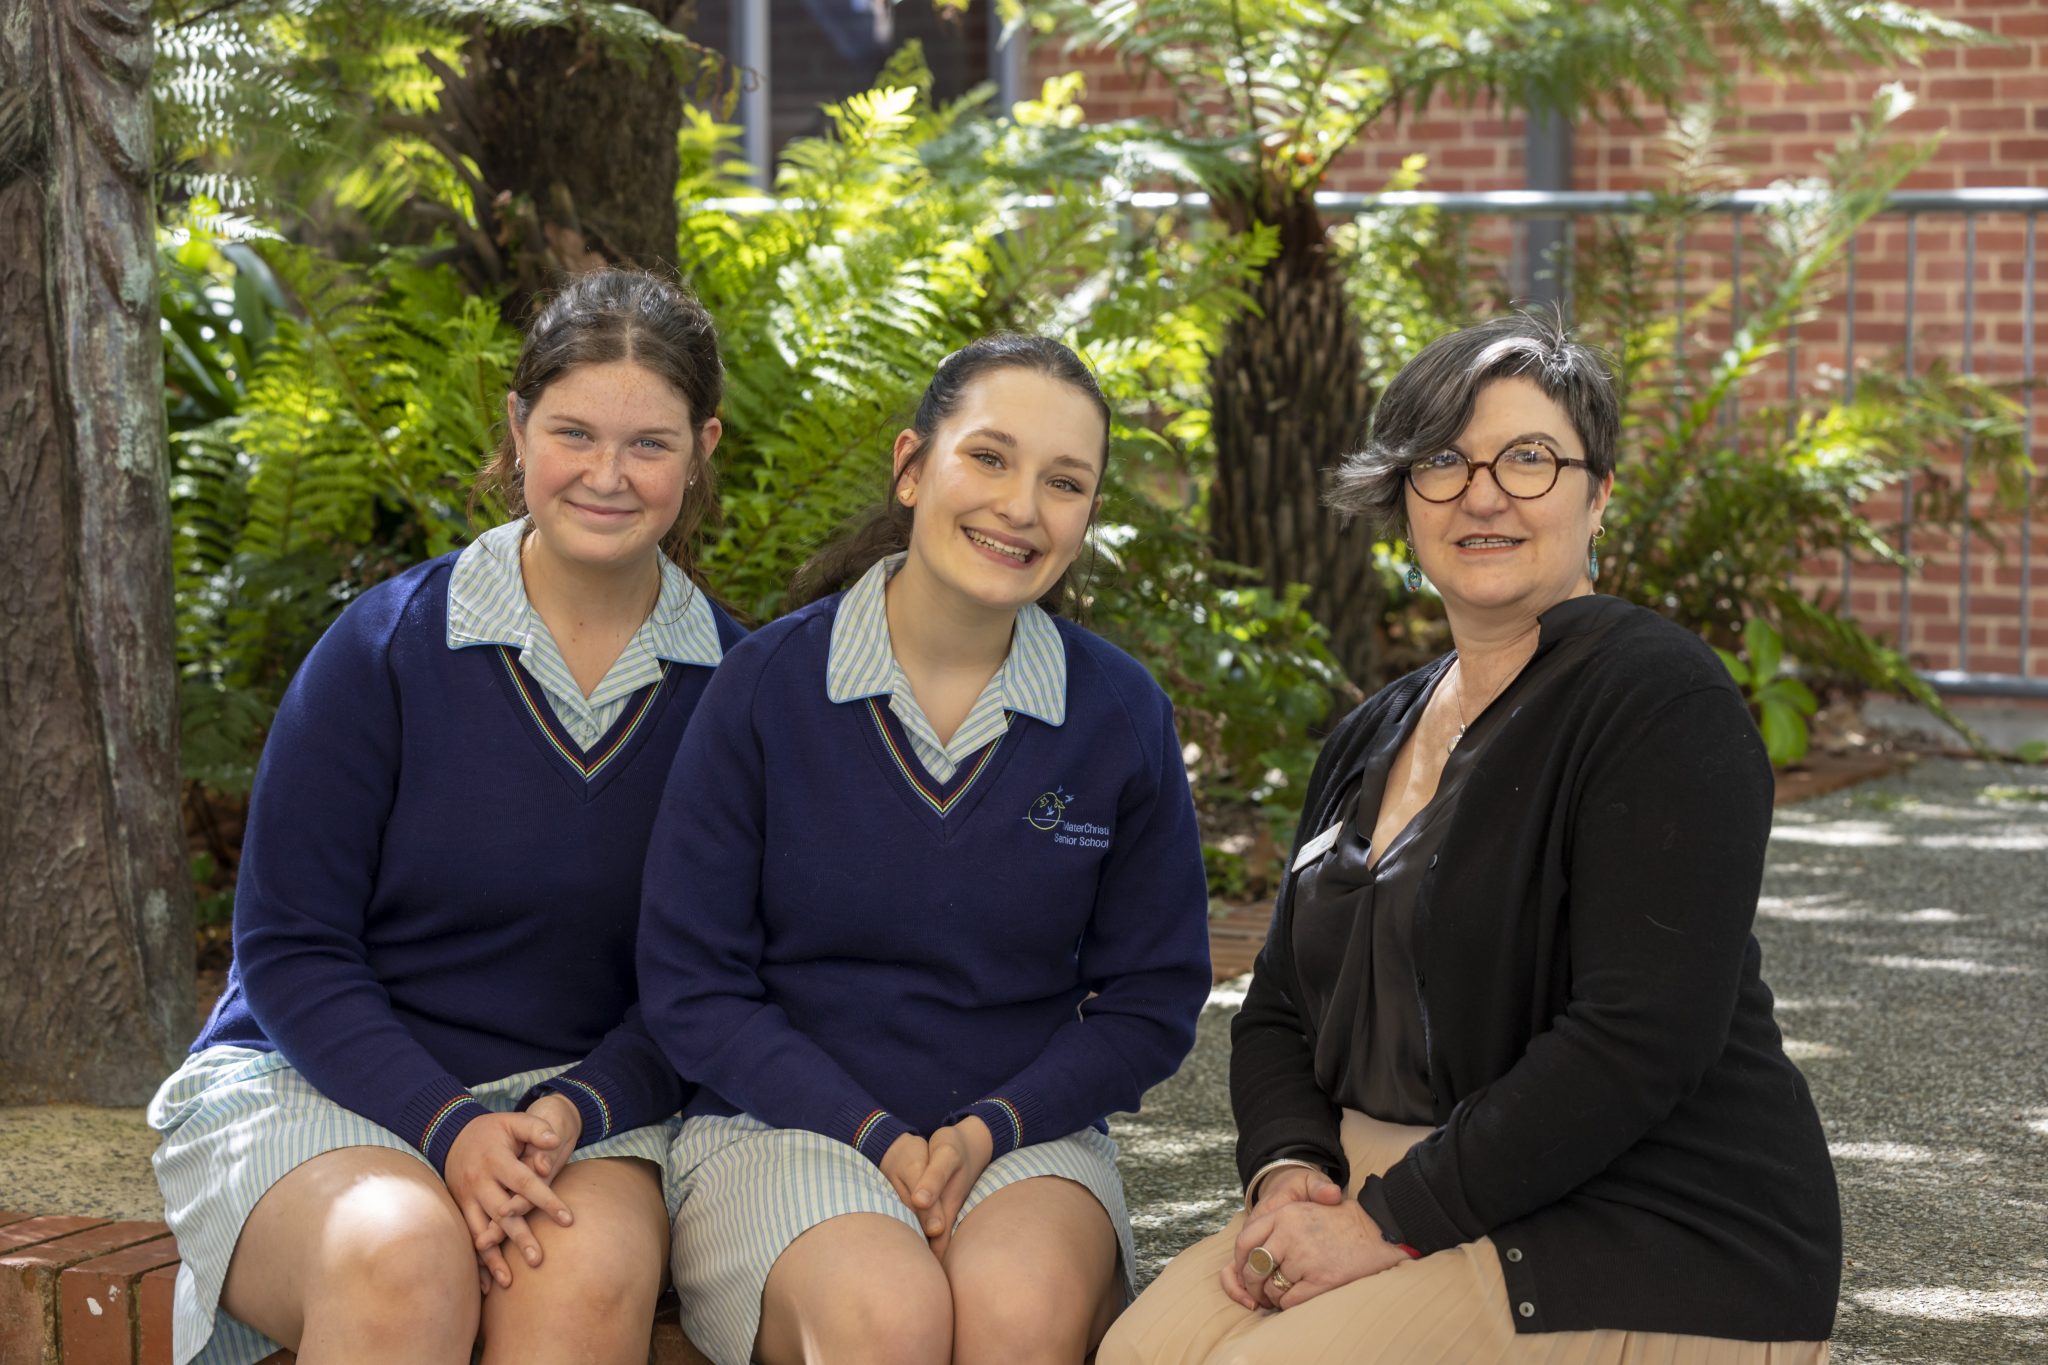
1523,103,1573,315
1786,323,1798,440
990,1,1026,115
1724,210,1743,435
2024,213,2037,678
1673,225,1687,371
735,0,771,189
1959,213,1976,672
1842,240,1858,605
1900,214,1918,653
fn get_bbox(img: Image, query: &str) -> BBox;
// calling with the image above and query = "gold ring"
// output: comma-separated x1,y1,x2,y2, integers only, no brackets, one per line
1246,1246,1276,1279
1270,1269,1295,1295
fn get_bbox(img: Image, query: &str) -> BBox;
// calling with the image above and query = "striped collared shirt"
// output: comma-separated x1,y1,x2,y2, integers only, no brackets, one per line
824,553,1067,781
446,520,724,749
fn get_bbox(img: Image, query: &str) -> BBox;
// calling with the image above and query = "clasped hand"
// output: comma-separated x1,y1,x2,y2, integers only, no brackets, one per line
1218,1167,1410,1311
443,1091,583,1293
880,1116,994,1260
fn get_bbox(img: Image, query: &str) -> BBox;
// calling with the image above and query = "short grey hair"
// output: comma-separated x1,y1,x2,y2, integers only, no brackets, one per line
1326,311,1620,537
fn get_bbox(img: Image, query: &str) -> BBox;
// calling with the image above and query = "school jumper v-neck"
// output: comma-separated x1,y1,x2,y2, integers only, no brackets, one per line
192,548,744,1172
636,587,1213,1167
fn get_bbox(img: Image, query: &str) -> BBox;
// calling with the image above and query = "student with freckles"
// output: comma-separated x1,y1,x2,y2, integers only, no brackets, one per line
637,335,1212,1365
148,269,742,1365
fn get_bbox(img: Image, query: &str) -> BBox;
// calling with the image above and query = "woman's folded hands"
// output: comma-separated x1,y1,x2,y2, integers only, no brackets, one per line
1221,1167,1409,1311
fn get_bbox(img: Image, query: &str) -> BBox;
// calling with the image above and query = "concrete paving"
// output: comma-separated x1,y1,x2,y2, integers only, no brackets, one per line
1,758,2041,1359
1113,756,2048,1361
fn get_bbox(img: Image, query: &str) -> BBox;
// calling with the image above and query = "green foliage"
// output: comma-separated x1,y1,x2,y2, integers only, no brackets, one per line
154,0,719,228
168,227,519,793
1982,782,2048,802
1578,90,2035,747
673,54,1226,618
2016,741,2048,766
1714,618,1820,766
1033,0,1986,195
189,853,238,930
676,57,1338,820
160,48,1333,839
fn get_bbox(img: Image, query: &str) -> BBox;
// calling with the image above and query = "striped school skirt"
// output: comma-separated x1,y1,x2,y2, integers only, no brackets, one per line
147,1045,682,1365
664,1112,1137,1365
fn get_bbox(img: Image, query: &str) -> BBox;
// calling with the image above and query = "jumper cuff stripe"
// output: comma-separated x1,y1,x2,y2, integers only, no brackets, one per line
970,1105,1019,1162
550,1077,614,1139
949,1098,1025,1159
851,1110,913,1166
420,1095,489,1172
519,1076,615,1143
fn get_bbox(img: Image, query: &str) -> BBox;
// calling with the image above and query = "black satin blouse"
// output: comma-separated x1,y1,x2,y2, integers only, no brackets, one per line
1288,668,1490,1124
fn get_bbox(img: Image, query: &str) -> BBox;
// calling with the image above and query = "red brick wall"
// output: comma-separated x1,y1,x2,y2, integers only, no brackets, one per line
1027,0,2048,682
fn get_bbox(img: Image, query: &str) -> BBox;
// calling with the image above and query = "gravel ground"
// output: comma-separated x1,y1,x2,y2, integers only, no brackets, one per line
1114,756,2048,1361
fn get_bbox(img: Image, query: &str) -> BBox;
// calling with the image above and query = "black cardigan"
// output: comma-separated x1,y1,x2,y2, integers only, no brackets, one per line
1230,595,1841,1341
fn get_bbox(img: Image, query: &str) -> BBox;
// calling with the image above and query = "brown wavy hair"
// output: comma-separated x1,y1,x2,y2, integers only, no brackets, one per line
471,267,725,586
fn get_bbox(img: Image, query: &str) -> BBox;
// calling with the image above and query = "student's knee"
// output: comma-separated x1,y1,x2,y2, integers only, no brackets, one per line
823,1275,952,1365
950,1256,1100,1363
310,1176,478,1343
761,1217,951,1365
491,1212,665,1339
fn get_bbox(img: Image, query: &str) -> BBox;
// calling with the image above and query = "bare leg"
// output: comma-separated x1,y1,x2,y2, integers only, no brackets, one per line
946,1176,1121,1365
754,1213,952,1365
220,1146,479,1365
477,1157,669,1365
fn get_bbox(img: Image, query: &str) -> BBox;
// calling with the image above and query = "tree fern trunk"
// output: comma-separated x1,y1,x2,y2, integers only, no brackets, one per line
433,6,690,315
1210,184,1385,688
0,0,194,1102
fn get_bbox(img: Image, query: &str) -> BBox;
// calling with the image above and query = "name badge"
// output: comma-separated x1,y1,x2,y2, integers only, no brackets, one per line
1291,819,1345,872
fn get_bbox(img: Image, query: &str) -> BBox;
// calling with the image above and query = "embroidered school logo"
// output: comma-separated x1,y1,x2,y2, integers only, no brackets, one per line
1026,789,1071,831
1024,787,1111,849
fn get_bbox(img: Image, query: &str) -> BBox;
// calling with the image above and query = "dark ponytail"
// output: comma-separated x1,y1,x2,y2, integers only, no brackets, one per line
788,333,1111,615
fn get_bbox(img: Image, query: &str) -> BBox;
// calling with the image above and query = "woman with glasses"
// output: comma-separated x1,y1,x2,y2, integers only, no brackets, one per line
1101,313,1838,1364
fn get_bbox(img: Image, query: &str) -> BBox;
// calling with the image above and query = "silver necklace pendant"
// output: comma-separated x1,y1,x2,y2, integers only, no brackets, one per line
1447,724,1465,754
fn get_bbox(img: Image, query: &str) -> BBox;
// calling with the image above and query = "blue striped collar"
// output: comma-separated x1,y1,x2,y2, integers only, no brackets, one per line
445,520,723,669
824,553,1067,727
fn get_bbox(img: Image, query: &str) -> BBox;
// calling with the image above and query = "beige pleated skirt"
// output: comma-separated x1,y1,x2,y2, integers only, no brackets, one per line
1099,1111,1830,1365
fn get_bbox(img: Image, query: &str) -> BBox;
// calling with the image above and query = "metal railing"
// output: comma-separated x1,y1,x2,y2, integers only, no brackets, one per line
1307,187,2045,698
701,183,2046,696
1174,187,2044,697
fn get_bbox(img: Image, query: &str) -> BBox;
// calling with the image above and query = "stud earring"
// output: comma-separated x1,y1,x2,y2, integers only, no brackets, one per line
899,487,914,505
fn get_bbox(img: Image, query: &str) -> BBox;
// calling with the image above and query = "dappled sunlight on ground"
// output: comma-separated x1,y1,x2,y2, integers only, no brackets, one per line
1117,757,2048,1362
1756,758,2048,1362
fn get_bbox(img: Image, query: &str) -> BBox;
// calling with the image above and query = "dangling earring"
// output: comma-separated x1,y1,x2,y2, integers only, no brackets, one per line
1403,541,1423,593
1588,525,1606,580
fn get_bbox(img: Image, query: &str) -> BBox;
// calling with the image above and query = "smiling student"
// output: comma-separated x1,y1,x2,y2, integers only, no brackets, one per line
148,269,743,1365
637,335,1212,1365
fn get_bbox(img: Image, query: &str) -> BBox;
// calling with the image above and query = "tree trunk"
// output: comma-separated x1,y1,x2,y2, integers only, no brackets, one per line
423,7,692,317
1209,184,1386,689
0,0,193,1103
